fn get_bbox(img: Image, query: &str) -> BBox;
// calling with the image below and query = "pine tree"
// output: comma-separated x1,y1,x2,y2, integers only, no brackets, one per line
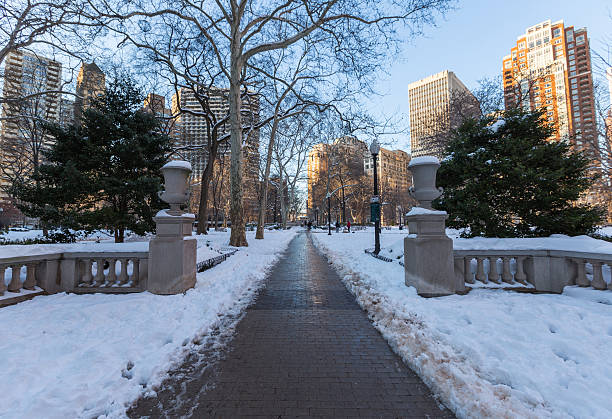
433,108,603,237
13,76,172,242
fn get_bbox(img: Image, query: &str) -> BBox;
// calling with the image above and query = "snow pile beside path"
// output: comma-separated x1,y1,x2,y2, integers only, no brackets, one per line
311,232,612,419
0,229,296,419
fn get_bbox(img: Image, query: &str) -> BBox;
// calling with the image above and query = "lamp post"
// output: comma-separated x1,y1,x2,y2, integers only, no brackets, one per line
370,139,381,254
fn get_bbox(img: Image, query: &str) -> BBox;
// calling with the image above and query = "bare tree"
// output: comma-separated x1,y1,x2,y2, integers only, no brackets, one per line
89,0,453,246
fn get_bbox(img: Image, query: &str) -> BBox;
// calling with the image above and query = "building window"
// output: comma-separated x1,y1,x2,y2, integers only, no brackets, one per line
553,28,561,38
576,35,585,45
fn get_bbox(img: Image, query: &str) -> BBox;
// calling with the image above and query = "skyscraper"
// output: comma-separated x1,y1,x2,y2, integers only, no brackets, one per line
1,50,62,199
74,62,105,123
171,87,260,221
408,70,476,158
502,20,597,153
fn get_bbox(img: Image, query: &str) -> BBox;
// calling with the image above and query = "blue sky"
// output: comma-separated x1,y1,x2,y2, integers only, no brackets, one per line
368,0,612,151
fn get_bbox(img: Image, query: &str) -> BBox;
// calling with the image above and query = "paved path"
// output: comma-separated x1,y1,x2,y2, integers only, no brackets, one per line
129,233,453,418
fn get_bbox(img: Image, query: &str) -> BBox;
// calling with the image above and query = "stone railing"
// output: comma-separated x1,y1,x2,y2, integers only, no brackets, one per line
64,252,148,293
453,249,612,293
1,250,149,300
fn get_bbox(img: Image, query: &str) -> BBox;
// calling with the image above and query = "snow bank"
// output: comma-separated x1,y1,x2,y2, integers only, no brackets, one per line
311,231,612,419
0,229,297,419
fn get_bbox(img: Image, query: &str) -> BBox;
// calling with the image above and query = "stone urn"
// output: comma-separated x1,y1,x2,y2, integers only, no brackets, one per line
408,156,443,209
159,160,192,215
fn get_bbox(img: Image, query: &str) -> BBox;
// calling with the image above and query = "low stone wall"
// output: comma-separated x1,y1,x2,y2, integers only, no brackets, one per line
454,249,612,293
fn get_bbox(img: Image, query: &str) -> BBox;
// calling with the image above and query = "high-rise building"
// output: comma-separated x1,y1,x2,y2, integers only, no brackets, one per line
408,70,476,158
74,62,105,123
502,20,597,152
143,93,179,140
1,50,62,199
171,87,260,221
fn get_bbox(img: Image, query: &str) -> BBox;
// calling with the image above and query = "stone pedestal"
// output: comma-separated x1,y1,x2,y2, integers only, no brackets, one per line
147,211,196,295
404,210,455,297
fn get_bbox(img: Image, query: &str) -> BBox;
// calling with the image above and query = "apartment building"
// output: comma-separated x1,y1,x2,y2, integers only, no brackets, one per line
0,50,62,202
408,70,476,158
502,20,597,152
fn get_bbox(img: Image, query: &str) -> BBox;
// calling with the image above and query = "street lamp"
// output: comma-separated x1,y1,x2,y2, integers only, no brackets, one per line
370,139,381,254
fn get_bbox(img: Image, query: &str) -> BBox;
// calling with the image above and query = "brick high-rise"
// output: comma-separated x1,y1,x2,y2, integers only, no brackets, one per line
502,20,597,154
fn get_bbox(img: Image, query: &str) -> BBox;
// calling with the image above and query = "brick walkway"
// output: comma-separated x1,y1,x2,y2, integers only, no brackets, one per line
129,233,454,418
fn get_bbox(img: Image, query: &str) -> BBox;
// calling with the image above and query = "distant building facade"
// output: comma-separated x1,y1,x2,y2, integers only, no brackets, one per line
307,136,368,223
74,62,105,123
171,87,260,221
408,70,475,158
0,50,62,202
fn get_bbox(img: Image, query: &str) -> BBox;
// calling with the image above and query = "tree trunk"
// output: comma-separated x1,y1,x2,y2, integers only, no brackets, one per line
341,185,346,223
279,173,287,229
228,40,247,246
255,117,280,239
196,146,218,235
115,227,124,243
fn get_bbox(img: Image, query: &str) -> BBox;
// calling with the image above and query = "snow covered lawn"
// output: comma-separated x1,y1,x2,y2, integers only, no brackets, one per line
0,228,296,419
311,230,612,418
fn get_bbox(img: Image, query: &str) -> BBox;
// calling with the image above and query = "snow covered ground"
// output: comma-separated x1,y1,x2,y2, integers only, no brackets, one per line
0,228,297,419
311,230,612,418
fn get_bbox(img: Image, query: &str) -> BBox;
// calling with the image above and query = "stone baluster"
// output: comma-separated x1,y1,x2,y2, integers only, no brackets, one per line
475,257,487,283
106,258,117,285
515,257,527,284
608,263,612,291
8,264,22,292
0,265,7,295
94,259,105,285
573,259,589,287
82,259,94,285
118,258,129,285
131,259,140,285
501,257,513,283
23,264,37,290
590,261,606,290
488,257,501,284
463,257,474,284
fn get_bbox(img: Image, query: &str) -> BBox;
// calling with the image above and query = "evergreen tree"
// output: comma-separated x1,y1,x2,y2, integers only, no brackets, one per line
433,108,603,237
13,76,172,242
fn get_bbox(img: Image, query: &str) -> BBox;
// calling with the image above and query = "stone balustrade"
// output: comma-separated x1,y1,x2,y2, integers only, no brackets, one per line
0,250,148,299
453,249,612,293
0,261,39,296
68,252,148,293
